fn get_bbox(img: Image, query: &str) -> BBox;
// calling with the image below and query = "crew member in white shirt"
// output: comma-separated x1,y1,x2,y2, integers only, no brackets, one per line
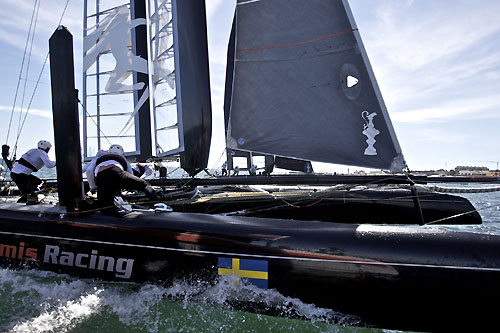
82,149,107,194
85,144,158,215
10,140,56,203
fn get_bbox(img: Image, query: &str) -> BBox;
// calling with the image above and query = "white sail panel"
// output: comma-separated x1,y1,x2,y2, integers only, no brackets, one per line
149,0,184,156
82,0,183,161
227,0,405,171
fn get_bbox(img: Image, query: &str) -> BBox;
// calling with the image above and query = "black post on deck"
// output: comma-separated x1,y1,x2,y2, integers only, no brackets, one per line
49,26,83,212
410,183,426,225
130,0,153,162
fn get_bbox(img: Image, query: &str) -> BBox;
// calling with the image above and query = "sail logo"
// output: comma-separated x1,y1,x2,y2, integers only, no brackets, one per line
43,245,134,279
83,5,174,136
362,111,380,155
83,6,148,93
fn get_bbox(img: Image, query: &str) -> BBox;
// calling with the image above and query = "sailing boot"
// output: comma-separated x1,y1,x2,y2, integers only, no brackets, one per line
26,194,39,205
114,196,133,214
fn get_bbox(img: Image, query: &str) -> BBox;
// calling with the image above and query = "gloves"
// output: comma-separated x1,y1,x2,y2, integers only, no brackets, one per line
1,144,10,156
144,185,159,201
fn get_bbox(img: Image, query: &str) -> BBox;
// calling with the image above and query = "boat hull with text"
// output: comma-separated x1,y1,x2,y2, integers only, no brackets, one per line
1,202,499,330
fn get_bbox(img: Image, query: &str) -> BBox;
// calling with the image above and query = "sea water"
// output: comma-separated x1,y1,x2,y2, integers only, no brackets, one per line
0,271,368,332
1,183,499,332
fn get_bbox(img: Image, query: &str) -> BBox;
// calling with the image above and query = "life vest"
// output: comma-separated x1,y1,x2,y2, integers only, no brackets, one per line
95,153,128,171
18,157,38,172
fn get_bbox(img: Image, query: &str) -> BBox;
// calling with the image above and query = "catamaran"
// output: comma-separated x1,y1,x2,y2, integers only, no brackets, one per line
1,0,500,331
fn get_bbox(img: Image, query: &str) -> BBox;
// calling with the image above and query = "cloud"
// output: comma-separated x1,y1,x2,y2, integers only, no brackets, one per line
408,128,471,145
352,0,500,126
0,0,83,62
0,105,52,119
391,94,500,123
363,1,500,70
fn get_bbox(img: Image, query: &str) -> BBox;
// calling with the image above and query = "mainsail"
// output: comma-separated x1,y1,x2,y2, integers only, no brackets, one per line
226,0,405,171
82,0,211,175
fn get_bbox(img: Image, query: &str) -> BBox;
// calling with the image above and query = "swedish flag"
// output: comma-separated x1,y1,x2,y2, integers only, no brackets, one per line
218,257,268,288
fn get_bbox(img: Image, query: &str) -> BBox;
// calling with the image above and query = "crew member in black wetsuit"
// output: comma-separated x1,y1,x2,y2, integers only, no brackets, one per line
10,140,56,203
88,144,158,215
221,161,228,177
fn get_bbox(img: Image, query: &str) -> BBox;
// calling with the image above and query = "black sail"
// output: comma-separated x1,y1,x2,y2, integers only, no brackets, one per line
175,0,212,176
226,0,405,171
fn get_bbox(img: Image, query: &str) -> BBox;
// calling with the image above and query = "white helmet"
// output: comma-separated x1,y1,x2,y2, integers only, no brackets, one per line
95,149,107,157
109,144,124,155
37,140,52,151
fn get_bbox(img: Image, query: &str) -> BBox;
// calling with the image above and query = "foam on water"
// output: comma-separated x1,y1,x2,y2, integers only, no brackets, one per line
1,269,100,332
163,275,360,327
0,269,365,332
11,293,101,332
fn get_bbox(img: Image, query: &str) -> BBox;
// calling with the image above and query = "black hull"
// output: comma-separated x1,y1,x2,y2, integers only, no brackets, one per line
162,187,481,225
149,174,500,187
1,202,499,331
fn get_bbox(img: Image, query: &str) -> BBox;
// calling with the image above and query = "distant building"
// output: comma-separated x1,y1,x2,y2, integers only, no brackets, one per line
454,166,490,176
455,166,489,172
458,170,488,176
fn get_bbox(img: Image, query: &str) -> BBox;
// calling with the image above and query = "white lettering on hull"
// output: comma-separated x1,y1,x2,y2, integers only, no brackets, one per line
44,245,134,279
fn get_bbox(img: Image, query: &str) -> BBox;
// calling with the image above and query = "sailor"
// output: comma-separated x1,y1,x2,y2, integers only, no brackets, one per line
158,165,167,179
83,149,107,194
87,144,158,215
1,144,13,170
10,140,56,203
233,166,239,176
221,161,228,177
132,163,153,179
249,164,257,176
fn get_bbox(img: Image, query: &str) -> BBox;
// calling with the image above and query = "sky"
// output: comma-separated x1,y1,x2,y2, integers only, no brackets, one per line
1,0,500,173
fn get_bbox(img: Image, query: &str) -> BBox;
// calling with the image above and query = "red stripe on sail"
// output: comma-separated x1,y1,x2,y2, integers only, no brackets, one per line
236,29,358,52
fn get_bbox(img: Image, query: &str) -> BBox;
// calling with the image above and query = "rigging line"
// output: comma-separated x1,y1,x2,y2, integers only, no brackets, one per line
13,51,49,156
326,176,402,194
13,0,72,154
424,204,497,225
226,188,446,217
78,100,112,146
57,0,71,27
281,198,324,208
236,29,358,52
166,166,180,175
16,0,41,142
208,148,227,176
5,0,39,145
